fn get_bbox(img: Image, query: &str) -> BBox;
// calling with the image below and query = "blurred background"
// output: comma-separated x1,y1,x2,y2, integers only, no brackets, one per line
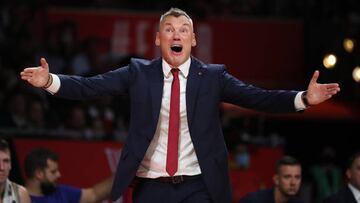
0,0,359,202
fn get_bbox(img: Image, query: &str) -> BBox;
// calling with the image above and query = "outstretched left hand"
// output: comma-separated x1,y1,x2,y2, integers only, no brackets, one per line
306,70,341,105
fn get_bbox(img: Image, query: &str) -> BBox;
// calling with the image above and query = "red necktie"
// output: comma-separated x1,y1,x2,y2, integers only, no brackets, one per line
166,68,180,177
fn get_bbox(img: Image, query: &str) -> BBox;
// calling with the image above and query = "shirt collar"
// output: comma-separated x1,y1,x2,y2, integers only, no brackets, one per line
348,183,360,202
162,57,191,79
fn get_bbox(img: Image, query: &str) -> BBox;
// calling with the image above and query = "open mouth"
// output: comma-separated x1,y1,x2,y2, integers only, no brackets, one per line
171,45,182,53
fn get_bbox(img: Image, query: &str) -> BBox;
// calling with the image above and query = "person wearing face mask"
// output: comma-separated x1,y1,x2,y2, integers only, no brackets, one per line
239,156,303,203
231,143,250,169
20,7,340,203
0,139,31,203
24,148,113,203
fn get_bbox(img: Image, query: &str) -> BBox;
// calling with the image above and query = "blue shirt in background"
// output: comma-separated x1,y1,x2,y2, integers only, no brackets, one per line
30,184,81,203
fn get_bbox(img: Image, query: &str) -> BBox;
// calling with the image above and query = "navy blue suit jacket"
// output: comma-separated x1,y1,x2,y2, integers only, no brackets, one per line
56,57,298,203
323,186,357,203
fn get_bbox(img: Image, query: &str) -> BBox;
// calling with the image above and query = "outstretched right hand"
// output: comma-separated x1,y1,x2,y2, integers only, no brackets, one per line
20,58,50,88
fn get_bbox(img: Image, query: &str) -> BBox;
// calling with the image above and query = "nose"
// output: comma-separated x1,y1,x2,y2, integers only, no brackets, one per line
290,178,297,185
173,31,180,40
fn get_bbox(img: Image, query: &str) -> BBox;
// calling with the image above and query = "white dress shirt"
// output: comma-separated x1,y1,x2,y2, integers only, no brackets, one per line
136,57,202,178
348,183,360,203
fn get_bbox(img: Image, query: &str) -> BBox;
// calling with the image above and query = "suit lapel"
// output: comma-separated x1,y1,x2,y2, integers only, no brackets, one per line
186,57,205,129
149,58,164,128
345,186,358,203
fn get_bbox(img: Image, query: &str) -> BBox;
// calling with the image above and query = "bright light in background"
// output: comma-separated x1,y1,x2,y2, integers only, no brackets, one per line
323,54,337,69
343,38,355,53
353,66,360,82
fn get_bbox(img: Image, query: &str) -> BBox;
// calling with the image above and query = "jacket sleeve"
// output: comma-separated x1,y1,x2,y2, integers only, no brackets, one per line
56,65,132,100
220,67,298,113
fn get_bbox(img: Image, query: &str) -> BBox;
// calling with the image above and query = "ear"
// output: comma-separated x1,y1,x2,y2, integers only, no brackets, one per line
346,169,351,180
191,33,197,47
34,169,44,179
155,32,160,46
273,175,279,186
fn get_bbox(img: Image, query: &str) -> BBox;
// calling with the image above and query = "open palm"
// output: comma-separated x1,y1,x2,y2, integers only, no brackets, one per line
306,70,340,105
20,58,50,87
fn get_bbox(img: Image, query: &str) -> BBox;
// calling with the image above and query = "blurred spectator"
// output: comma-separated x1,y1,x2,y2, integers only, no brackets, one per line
60,105,89,138
310,146,342,203
0,92,28,129
323,151,360,203
239,155,303,203
24,147,113,203
27,98,46,130
59,20,79,64
35,24,67,74
230,143,251,170
71,38,101,76
87,96,115,137
0,139,31,203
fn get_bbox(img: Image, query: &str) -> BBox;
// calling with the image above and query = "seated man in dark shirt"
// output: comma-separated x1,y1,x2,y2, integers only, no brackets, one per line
239,156,302,203
323,151,360,203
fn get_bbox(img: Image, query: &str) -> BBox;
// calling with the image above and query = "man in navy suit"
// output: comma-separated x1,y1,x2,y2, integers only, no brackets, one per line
323,152,360,203
21,7,340,203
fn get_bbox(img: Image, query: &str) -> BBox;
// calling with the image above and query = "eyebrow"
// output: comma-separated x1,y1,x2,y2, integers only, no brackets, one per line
163,22,191,27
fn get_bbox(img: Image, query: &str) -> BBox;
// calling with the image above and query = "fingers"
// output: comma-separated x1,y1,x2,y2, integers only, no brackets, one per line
21,67,38,73
329,90,338,95
323,84,340,99
20,69,33,81
310,70,319,85
20,69,35,80
20,72,33,78
20,68,36,81
324,84,341,93
327,87,340,92
40,58,49,70
325,83,340,88
21,58,47,72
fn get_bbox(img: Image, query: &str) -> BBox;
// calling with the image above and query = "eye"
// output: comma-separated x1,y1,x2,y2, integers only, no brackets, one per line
165,27,173,33
180,28,189,33
283,175,291,179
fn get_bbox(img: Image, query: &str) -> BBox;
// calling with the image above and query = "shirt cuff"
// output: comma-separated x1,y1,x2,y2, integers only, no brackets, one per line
294,91,307,111
45,73,60,94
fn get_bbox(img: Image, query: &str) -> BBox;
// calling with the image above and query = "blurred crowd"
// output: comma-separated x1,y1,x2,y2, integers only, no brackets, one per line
40,0,360,21
0,0,136,140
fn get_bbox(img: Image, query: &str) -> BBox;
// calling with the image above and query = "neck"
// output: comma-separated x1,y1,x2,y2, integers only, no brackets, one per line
274,188,289,203
25,179,43,196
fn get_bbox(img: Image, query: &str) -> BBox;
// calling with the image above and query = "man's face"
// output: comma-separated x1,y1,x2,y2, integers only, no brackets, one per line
0,150,11,184
274,165,302,197
38,159,61,194
155,15,196,68
347,156,360,190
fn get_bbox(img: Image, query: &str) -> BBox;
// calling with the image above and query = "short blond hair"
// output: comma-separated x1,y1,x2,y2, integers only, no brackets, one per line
159,8,193,27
